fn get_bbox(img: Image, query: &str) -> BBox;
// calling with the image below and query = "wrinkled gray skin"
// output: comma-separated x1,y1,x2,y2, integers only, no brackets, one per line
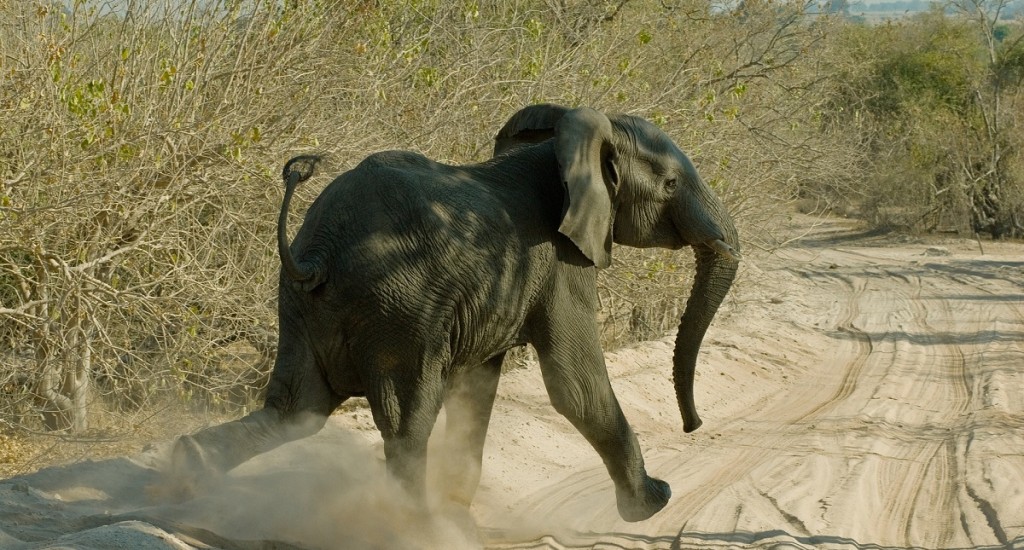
170,104,740,522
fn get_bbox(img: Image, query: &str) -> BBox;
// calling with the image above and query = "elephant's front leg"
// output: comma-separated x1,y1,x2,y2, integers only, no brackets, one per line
529,282,670,521
439,353,503,507
534,341,670,521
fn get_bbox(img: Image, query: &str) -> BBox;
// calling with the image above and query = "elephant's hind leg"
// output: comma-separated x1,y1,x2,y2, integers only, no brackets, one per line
364,351,448,501
168,340,343,496
170,406,332,489
438,353,503,507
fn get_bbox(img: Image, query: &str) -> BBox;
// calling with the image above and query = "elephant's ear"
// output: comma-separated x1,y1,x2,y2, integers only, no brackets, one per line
493,103,570,156
554,108,617,269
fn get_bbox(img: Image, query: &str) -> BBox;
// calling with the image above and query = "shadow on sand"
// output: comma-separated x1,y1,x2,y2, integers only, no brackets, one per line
483,529,1024,550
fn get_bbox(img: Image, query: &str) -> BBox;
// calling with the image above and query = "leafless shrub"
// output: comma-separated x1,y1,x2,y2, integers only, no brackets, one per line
1,0,344,432
1,0,842,434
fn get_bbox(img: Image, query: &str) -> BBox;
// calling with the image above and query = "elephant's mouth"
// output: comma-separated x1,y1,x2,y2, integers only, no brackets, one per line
707,239,741,261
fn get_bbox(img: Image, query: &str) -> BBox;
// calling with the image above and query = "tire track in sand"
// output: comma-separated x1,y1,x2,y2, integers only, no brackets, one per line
482,257,880,547
481,238,1024,549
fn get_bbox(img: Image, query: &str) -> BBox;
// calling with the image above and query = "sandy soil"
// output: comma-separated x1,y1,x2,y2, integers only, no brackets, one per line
1,215,1022,549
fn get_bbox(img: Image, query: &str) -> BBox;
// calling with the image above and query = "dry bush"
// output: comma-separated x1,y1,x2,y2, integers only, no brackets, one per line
1,0,844,437
1,0,343,433
820,7,1024,237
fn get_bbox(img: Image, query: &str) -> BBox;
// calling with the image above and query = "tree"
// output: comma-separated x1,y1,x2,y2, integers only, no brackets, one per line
951,0,1024,237
821,7,1024,236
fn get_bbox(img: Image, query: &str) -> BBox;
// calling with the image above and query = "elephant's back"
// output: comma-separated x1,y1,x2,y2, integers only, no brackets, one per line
297,152,551,364
326,151,523,264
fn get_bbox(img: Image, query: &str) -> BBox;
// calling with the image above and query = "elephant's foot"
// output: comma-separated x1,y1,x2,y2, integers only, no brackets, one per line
144,435,218,502
615,476,671,522
435,498,482,548
158,434,227,500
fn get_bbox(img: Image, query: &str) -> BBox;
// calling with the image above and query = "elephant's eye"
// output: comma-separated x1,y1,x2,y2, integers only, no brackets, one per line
664,178,677,191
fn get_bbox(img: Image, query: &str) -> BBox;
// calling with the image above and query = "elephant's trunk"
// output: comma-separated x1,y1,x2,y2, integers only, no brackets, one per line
278,156,325,290
672,208,740,433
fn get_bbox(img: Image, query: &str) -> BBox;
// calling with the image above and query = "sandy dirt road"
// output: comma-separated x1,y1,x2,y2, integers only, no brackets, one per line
477,218,1024,549
1,216,1022,549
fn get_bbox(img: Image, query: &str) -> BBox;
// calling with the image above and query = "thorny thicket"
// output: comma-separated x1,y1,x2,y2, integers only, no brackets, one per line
0,0,841,437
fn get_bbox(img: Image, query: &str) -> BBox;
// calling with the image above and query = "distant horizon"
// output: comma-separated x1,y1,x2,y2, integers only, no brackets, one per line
831,0,1022,17
849,0,1021,6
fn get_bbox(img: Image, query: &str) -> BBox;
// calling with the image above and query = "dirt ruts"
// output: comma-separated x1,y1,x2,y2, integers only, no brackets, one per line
479,219,1024,550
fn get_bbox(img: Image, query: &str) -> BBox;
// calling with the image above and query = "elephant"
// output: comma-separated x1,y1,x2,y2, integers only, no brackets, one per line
168,104,741,523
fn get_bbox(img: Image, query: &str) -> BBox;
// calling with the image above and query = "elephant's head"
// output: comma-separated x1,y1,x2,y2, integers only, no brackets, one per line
495,104,741,433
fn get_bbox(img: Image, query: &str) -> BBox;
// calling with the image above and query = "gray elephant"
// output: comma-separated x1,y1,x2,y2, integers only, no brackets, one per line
169,104,740,522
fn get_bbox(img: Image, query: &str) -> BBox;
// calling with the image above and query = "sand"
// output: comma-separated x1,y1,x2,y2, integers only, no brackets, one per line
1,215,1022,549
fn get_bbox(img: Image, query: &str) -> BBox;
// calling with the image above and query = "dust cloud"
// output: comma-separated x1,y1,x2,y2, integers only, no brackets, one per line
0,422,478,549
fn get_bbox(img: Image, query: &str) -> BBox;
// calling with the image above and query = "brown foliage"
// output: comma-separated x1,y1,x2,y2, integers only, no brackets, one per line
1,0,840,435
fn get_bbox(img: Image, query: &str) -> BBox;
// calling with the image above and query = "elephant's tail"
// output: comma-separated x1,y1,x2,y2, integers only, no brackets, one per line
281,155,321,185
278,155,326,291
